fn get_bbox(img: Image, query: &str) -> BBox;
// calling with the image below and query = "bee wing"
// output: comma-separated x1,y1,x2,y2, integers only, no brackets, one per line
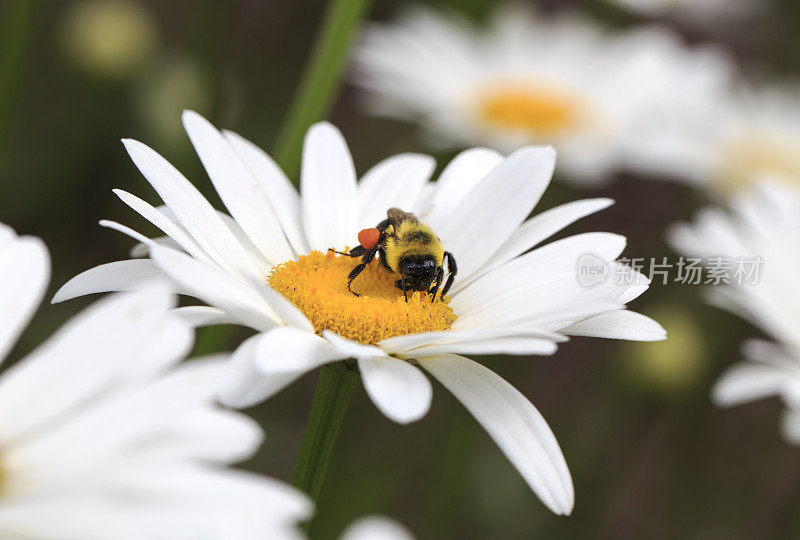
387,208,418,229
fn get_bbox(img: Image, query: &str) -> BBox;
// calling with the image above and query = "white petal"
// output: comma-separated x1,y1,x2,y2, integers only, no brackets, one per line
129,236,182,258
0,497,197,540
99,219,153,246
171,306,239,327
422,147,503,224
460,198,614,291
420,354,573,515
122,138,263,278
183,111,295,265
712,362,789,407
52,260,170,303
219,328,349,409
458,272,625,333
402,337,559,358
0,223,15,244
7,461,309,538
563,310,666,341
151,246,279,331
453,302,624,334
358,356,432,424
452,232,627,323
224,129,309,255
209,209,272,270
255,327,346,374
301,122,358,252
410,182,435,215
216,335,304,409
110,463,313,526
113,189,210,263
0,234,49,361
322,330,386,359
357,153,435,228
0,290,190,445
706,287,792,348
615,279,650,305
380,327,564,354
5,359,229,475
433,146,556,280
142,406,264,463
741,339,791,364
341,516,415,540
242,275,314,332
0,494,304,540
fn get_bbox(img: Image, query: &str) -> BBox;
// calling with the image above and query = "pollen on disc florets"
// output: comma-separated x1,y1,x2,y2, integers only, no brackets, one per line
269,251,456,344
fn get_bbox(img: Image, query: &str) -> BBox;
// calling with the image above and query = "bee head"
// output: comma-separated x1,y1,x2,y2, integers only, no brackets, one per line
400,257,437,291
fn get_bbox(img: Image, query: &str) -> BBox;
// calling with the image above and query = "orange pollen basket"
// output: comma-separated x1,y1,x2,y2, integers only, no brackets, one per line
358,228,380,249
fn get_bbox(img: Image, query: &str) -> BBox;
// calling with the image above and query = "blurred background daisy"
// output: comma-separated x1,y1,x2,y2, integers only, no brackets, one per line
4,0,800,538
669,182,800,444
351,4,733,185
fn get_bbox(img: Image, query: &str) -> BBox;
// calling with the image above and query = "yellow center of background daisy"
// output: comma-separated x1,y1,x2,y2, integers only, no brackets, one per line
269,251,456,344
715,136,800,195
478,83,581,136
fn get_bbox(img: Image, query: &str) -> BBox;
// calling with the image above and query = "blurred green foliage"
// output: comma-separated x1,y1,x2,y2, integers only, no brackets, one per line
2,1,800,539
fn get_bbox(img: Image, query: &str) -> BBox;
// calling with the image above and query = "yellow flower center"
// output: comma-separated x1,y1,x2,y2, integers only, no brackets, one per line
715,135,800,195
478,83,582,136
269,251,456,344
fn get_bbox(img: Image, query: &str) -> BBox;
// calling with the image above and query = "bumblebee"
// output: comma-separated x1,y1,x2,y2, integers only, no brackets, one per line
330,208,457,302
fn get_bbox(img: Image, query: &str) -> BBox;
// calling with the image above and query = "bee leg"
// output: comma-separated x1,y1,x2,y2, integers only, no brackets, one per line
329,245,366,257
346,245,380,296
376,218,391,233
428,266,444,303
394,278,409,302
346,264,366,296
440,251,458,300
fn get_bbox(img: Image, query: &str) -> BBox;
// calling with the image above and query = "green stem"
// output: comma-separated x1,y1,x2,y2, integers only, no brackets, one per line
272,0,373,180
280,0,371,524
292,363,357,529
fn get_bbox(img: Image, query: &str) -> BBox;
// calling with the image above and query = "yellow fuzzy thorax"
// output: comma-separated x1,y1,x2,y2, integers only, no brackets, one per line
383,221,444,272
269,251,455,345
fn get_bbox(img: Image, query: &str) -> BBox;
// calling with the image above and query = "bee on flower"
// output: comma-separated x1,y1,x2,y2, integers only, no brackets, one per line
329,207,457,302
56,111,665,515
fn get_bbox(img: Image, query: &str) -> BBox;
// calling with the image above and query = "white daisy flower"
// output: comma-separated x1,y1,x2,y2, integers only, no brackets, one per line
350,5,732,184
668,181,800,443
0,223,310,539
655,84,800,197
56,111,665,515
